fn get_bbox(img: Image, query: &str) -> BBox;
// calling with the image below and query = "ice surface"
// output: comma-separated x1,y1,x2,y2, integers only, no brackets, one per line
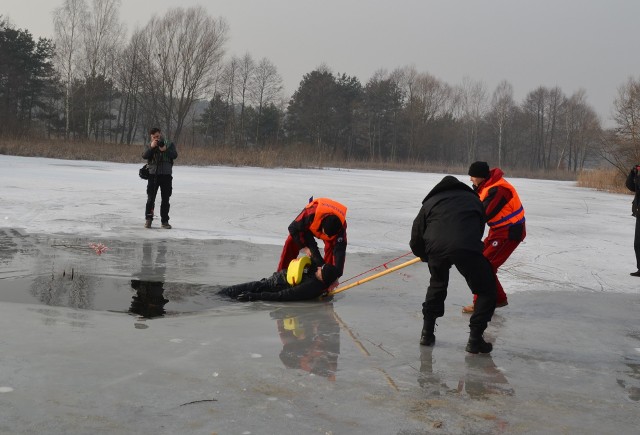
1,154,636,295
0,155,639,434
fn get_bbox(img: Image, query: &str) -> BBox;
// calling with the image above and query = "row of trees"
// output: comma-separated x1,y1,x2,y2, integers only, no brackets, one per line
204,64,603,171
1,0,638,171
0,20,58,136
51,0,229,144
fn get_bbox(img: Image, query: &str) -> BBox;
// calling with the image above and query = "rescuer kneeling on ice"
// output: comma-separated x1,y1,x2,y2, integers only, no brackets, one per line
276,197,347,276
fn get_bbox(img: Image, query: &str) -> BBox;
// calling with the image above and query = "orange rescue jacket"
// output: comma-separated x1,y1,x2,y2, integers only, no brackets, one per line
307,198,347,242
478,178,525,229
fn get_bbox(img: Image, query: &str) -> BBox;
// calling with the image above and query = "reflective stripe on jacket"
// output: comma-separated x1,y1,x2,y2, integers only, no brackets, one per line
478,177,525,229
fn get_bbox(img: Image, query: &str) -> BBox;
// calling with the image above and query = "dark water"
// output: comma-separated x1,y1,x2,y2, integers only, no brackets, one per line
0,228,280,317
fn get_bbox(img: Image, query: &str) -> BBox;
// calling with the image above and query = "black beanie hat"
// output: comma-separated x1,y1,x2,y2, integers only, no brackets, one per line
321,264,340,284
468,161,490,178
321,215,342,236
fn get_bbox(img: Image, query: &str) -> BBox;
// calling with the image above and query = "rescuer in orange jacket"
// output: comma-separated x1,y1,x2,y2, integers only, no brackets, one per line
463,162,526,313
277,197,347,284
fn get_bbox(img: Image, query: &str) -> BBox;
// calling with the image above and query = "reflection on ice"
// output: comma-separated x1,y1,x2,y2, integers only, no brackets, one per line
129,242,169,318
418,347,513,399
30,269,97,309
463,354,513,399
271,303,340,380
129,280,168,318
617,358,640,401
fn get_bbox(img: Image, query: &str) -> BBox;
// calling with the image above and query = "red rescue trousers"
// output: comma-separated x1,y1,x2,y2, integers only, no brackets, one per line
472,236,522,305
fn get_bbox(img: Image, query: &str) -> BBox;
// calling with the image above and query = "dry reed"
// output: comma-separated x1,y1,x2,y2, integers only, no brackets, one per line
0,138,610,188
577,168,631,194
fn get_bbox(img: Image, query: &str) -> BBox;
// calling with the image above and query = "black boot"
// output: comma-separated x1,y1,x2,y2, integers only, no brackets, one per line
420,318,436,346
466,326,492,354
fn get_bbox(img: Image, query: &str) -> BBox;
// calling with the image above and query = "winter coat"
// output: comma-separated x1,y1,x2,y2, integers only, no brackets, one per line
410,175,485,260
142,141,178,175
475,168,526,241
626,165,640,217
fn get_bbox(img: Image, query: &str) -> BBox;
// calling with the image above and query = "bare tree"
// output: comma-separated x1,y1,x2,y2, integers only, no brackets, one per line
220,57,239,144
236,53,255,146
560,90,601,171
490,80,514,167
249,57,283,146
393,66,452,160
602,77,640,172
613,77,640,161
544,87,565,168
82,0,124,77
114,30,145,143
414,72,452,159
137,7,228,143
80,0,124,139
458,77,488,163
522,86,566,170
53,0,88,139
391,66,418,157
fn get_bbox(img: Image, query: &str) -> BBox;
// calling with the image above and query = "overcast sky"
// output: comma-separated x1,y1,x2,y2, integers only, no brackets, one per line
3,0,639,127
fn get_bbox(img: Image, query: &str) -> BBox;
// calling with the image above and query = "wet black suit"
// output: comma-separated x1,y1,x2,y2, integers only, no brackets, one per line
219,267,327,302
410,176,497,335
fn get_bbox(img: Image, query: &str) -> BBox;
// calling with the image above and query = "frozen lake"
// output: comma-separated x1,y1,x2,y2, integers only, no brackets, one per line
0,155,639,433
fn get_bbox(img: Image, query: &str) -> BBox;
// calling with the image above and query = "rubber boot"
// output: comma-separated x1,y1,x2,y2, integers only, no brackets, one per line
466,326,493,354
420,317,436,346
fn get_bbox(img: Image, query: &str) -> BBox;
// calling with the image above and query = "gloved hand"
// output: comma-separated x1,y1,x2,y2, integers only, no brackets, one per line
236,292,257,302
327,280,339,293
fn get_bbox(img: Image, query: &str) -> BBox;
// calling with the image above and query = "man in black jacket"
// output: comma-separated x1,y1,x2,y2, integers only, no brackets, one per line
142,127,178,229
625,164,640,276
410,176,497,353
219,262,340,302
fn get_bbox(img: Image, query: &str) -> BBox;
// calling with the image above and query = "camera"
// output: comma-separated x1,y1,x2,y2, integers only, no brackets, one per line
156,139,165,148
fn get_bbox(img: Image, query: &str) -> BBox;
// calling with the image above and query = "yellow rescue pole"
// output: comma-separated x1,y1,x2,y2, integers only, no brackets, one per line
327,257,422,296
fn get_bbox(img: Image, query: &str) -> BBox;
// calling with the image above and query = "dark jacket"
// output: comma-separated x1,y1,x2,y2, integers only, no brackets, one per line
219,268,329,302
626,165,640,217
142,141,178,175
410,175,486,260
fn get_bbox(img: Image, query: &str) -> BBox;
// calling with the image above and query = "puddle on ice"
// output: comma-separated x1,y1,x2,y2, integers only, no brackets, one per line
1,274,225,318
0,229,277,318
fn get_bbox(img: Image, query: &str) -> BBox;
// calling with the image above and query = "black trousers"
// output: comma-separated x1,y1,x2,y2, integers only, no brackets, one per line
220,271,326,301
145,175,173,222
635,217,640,270
422,250,497,332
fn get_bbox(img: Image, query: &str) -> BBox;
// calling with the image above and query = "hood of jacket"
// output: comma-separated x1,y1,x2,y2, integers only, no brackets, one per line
423,175,475,203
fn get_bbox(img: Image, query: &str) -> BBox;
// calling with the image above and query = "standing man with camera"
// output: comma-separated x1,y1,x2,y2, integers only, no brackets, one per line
142,127,178,229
